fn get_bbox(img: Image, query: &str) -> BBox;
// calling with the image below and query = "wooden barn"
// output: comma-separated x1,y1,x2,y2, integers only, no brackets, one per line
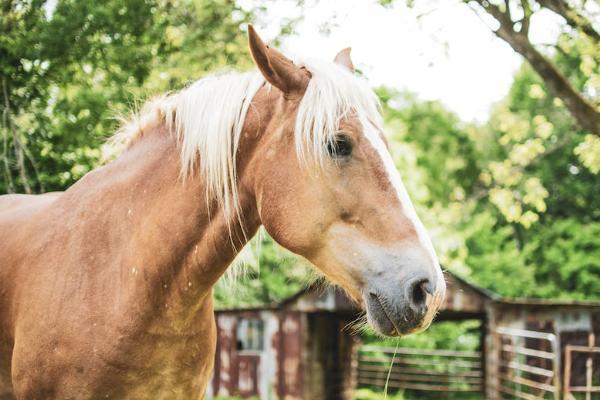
206,272,600,400
206,285,361,400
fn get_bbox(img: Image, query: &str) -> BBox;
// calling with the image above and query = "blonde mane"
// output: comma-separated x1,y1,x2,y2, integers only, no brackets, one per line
111,59,383,223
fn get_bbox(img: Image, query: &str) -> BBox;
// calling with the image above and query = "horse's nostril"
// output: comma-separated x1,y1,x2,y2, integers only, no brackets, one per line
422,279,434,295
410,279,430,309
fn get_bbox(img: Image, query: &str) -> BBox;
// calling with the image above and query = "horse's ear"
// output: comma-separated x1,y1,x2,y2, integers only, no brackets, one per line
334,48,355,73
248,25,309,95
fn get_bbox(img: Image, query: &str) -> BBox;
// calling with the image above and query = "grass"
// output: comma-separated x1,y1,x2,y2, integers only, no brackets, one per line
354,388,405,400
354,388,484,400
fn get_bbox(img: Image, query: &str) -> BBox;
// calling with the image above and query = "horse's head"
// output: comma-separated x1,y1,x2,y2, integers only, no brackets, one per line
247,26,445,336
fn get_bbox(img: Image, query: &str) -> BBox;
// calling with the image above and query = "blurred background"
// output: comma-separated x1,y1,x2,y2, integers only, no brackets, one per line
1,1,598,399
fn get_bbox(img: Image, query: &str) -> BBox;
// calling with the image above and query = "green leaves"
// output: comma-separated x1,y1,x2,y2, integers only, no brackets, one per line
522,218,600,300
376,49,598,301
574,134,600,174
214,230,314,308
0,0,256,194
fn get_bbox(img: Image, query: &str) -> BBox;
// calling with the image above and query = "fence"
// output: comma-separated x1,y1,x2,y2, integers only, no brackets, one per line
494,327,560,400
563,338,600,400
357,345,483,394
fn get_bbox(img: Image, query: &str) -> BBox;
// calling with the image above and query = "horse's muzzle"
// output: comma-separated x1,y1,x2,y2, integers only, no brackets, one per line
363,271,440,336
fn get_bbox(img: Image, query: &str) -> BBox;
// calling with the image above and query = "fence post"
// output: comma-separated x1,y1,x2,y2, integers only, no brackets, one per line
486,305,501,400
551,334,560,400
585,333,594,400
563,346,571,400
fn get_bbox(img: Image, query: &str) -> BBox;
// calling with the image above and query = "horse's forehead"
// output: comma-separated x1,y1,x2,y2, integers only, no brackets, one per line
340,117,389,156
339,112,388,145
366,123,389,149
360,118,410,206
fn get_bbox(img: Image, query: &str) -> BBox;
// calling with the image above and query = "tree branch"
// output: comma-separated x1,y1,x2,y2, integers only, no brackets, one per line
470,0,516,39
23,141,44,193
503,34,599,135
467,0,600,136
504,0,512,21
2,77,32,193
1,109,15,194
520,0,531,36
536,0,599,43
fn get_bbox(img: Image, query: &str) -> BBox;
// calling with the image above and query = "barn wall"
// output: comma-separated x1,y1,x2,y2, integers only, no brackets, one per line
211,313,236,397
302,312,359,400
276,311,303,399
491,305,596,332
209,309,360,400
208,310,281,399
261,312,279,399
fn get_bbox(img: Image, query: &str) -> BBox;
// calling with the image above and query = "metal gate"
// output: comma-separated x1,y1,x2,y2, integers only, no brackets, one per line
494,327,560,400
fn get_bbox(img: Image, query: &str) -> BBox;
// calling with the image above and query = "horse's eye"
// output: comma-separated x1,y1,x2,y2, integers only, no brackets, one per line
327,135,353,159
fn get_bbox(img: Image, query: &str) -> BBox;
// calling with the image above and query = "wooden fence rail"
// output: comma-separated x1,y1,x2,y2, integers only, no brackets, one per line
357,345,483,394
563,333,599,400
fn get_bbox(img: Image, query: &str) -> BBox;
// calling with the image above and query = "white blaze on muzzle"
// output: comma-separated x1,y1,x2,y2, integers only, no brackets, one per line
360,117,446,304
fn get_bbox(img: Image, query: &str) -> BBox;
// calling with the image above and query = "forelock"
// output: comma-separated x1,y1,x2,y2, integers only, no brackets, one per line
293,58,383,166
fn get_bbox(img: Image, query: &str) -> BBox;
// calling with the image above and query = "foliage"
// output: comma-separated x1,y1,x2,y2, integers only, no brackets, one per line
462,211,537,297
377,53,599,300
575,134,600,174
0,0,256,193
461,60,599,299
482,61,598,225
1,0,165,192
214,231,314,308
522,218,600,300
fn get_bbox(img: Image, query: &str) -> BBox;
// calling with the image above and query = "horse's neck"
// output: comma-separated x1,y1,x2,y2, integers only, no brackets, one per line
74,121,261,331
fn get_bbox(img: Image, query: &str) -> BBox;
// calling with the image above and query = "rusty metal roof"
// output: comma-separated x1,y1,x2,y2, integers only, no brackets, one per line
494,297,600,308
216,283,358,313
444,270,499,300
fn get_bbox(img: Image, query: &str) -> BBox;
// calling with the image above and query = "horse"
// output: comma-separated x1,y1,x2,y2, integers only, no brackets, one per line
0,26,445,399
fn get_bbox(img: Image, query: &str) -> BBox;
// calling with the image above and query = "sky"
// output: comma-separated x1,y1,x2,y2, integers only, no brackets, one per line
249,0,565,122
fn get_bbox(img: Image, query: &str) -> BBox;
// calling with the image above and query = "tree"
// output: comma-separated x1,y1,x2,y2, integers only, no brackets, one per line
383,0,599,136
466,0,599,136
377,57,599,299
1,0,169,193
0,0,262,194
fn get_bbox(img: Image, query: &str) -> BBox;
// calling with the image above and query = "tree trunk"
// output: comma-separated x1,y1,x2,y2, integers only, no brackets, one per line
2,78,31,193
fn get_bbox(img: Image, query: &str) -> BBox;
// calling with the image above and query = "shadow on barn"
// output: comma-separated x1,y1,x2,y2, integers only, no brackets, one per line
206,271,600,400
